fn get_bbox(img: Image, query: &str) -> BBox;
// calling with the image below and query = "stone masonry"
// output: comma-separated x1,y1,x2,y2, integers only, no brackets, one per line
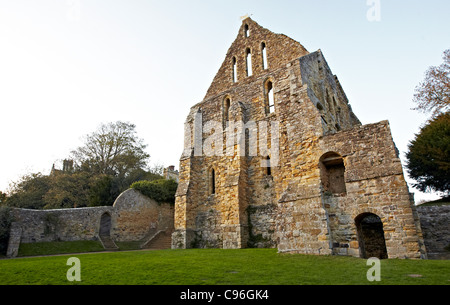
172,17,427,259
416,205,450,259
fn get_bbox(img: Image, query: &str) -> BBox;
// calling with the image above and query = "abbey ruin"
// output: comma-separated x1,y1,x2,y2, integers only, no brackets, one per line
8,17,448,260
171,17,428,259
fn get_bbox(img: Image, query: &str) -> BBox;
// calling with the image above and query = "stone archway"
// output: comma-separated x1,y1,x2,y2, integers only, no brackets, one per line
99,212,112,237
355,213,388,259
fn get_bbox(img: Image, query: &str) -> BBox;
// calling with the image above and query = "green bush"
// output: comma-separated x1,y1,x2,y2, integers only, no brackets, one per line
131,179,178,204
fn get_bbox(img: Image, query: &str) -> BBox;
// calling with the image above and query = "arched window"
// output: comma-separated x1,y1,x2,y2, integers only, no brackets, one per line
319,152,346,194
265,80,275,114
210,168,216,195
316,102,324,111
223,97,231,128
244,24,249,37
246,48,252,77
261,42,268,70
265,156,271,176
232,57,237,83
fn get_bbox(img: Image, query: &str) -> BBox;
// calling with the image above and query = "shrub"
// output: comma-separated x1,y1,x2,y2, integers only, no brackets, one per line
131,179,178,204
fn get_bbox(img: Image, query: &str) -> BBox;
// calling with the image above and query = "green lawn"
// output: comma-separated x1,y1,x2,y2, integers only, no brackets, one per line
0,248,449,285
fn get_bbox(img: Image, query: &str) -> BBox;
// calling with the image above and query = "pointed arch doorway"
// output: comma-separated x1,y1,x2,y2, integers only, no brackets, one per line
99,212,112,237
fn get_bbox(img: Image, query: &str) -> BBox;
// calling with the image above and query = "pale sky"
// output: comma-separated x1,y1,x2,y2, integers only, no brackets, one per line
0,0,449,203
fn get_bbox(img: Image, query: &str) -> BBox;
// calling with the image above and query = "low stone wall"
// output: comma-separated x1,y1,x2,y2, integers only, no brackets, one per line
7,189,174,257
416,205,450,259
11,206,112,243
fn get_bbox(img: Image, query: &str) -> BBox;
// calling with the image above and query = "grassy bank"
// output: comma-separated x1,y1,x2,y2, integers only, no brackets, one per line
0,248,449,285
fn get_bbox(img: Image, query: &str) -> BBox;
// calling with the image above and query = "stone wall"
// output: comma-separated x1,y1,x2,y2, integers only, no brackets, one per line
417,205,450,259
112,189,174,242
11,206,113,243
276,120,427,259
7,189,174,257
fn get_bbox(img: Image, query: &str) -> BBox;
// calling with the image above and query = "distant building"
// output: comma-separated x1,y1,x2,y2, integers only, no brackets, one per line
50,159,74,176
164,165,179,182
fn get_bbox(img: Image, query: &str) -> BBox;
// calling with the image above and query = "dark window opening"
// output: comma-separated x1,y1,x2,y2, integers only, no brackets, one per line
224,98,230,122
265,156,271,176
223,98,231,130
316,102,324,111
244,24,249,37
210,169,216,195
320,152,346,194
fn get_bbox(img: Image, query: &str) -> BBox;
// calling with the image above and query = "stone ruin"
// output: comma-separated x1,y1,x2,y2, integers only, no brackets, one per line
6,188,174,257
171,17,428,259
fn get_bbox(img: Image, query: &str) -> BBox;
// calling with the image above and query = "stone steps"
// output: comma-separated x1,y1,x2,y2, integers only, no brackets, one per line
99,235,119,250
141,230,173,250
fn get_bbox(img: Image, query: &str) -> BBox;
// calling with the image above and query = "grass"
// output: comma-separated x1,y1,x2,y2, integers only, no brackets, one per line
16,240,144,257
17,240,105,257
0,248,449,285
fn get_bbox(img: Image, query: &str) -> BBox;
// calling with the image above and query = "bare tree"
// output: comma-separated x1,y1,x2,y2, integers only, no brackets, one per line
72,121,150,177
413,49,450,116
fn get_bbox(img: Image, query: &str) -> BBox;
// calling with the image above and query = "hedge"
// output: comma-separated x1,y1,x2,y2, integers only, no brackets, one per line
131,179,177,204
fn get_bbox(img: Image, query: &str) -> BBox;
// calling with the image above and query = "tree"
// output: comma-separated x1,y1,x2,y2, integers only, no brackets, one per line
3,122,160,210
0,191,7,206
413,49,450,116
71,121,150,177
88,174,118,207
43,171,91,209
5,173,51,209
405,112,450,195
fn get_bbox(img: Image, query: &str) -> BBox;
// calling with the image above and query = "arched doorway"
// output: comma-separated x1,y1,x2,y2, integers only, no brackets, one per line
355,213,388,259
99,213,112,237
